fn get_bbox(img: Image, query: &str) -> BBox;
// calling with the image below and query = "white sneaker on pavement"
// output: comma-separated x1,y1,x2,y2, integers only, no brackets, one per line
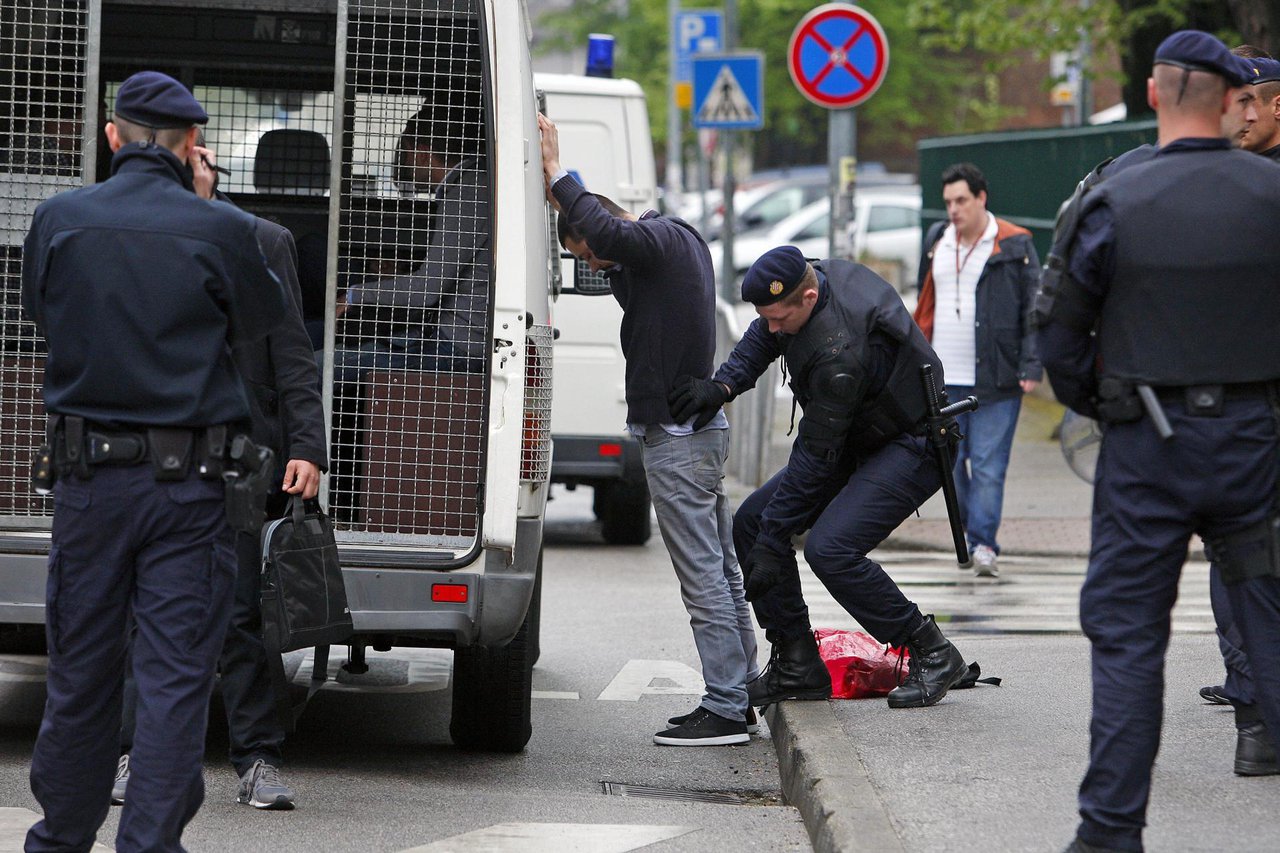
972,545,999,578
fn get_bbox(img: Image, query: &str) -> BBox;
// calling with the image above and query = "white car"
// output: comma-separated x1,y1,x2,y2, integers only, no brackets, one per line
713,190,922,298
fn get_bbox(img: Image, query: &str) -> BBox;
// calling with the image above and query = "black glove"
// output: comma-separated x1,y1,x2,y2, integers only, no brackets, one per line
668,376,729,430
744,543,793,601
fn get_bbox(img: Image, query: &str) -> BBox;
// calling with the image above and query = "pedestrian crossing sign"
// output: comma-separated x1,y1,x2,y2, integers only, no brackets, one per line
692,52,764,130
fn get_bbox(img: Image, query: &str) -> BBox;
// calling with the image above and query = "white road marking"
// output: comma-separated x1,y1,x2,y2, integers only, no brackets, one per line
530,690,580,700
597,659,705,701
0,808,112,850
397,822,695,852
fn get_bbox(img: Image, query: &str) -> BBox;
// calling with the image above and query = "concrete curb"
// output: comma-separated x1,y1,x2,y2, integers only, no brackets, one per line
765,701,903,853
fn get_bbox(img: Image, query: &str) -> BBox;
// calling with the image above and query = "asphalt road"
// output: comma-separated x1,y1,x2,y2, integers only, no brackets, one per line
0,486,808,852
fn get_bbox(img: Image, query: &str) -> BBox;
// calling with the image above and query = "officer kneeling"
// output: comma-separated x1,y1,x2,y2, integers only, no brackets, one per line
671,246,971,709
21,72,284,852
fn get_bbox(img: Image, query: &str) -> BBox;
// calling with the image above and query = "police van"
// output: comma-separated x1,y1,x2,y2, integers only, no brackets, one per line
0,0,552,752
536,72,655,545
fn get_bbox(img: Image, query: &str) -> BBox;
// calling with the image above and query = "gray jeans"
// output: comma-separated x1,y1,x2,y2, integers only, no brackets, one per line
639,425,758,720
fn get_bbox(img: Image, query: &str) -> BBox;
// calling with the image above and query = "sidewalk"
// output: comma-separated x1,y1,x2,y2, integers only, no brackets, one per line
742,395,1252,851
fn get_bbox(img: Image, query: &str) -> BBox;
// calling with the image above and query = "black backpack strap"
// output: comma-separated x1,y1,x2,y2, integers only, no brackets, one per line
951,661,1002,690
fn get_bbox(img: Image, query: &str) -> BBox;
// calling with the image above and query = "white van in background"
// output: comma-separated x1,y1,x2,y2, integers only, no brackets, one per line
536,72,656,545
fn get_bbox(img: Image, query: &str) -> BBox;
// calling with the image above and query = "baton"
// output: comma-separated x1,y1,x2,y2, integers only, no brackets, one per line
921,364,978,568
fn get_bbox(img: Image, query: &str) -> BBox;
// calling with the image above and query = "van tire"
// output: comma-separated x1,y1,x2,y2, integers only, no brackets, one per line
599,478,651,545
449,599,534,753
0,624,46,654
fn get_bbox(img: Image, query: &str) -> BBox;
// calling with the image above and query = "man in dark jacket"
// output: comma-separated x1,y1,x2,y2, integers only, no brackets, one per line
540,114,758,747
111,136,327,812
21,71,286,853
913,164,1041,577
675,246,972,713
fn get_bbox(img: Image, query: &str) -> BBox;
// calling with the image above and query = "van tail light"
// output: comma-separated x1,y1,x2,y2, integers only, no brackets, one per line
520,325,554,483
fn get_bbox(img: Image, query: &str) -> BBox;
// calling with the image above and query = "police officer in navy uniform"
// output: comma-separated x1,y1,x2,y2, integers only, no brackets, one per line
671,246,972,711
20,72,284,851
1037,32,1280,853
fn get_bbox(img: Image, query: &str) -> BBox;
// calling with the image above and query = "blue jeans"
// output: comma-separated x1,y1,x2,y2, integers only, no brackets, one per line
947,386,1021,554
639,426,757,721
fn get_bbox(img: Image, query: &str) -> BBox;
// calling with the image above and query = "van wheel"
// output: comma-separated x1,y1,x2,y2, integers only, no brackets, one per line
600,477,652,545
0,624,46,655
449,601,534,753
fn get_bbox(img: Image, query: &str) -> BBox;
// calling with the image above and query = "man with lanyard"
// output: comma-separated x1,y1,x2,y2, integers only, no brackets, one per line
672,246,972,712
539,113,758,746
1038,31,1280,853
21,72,285,851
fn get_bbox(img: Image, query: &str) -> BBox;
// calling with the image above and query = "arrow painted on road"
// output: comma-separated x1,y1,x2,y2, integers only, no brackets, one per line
398,823,696,852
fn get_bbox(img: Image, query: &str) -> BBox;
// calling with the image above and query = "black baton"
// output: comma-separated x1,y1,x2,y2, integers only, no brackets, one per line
921,364,978,568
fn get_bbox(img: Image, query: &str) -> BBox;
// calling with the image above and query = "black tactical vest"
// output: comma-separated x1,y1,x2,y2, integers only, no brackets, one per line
1100,148,1280,385
783,260,943,453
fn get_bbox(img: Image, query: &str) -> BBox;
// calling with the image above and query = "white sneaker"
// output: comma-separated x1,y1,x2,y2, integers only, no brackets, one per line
972,545,999,578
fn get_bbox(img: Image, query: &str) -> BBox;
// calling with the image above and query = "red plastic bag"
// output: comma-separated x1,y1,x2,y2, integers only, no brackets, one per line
815,628,910,699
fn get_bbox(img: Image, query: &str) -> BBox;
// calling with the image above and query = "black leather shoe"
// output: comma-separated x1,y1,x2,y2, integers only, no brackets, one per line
886,614,968,709
746,631,831,707
1235,704,1279,776
1062,838,1128,853
1199,684,1231,705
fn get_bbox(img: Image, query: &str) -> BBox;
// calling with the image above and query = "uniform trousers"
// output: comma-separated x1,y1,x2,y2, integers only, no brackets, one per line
1076,399,1280,852
734,434,940,646
1208,568,1255,704
120,527,285,778
639,426,757,721
26,465,235,853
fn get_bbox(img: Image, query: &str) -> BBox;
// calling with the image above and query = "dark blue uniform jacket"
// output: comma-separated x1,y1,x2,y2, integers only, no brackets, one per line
22,143,284,429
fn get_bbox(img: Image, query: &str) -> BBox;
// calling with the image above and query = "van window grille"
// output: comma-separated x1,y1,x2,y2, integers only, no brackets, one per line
521,325,553,483
0,1,90,525
329,0,492,547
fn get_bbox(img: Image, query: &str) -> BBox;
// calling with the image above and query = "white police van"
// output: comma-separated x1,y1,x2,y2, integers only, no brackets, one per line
0,0,553,751
537,71,657,545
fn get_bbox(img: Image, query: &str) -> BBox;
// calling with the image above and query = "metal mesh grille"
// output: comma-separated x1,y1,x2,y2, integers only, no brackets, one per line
521,324,553,483
329,0,491,546
0,1,89,523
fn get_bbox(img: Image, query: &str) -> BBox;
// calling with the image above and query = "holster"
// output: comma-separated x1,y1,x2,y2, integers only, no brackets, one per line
1095,377,1142,424
223,434,276,536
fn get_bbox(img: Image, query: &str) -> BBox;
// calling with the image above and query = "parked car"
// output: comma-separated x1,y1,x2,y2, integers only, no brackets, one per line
712,190,922,300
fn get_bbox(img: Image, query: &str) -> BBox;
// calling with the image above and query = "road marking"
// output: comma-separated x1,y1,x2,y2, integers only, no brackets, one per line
0,808,112,850
531,690,580,700
398,823,695,852
597,659,704,701
0,656,46,683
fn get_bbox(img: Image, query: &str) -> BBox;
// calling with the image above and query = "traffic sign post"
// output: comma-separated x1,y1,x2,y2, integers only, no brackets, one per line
691,52,764,130
787,4,889,260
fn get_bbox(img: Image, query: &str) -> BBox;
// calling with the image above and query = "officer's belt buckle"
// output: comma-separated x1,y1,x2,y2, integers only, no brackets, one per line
1184,385,1224,417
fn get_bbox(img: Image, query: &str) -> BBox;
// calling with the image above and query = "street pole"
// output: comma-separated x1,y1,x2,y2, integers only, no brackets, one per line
666,0,683,196
719,0,737,301
828,108,856,260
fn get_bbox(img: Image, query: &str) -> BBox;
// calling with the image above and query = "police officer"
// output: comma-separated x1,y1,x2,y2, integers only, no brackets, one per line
671,246,971,710
20,71,285,851
1038,31,1280,853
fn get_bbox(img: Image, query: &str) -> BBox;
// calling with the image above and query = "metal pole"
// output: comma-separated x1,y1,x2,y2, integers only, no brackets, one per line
1078,0,1094,126
666,0,683,195
827,108,856,260
719,0,738,301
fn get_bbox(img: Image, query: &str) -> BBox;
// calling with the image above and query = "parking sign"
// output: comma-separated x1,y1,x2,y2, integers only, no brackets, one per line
674,10,724,82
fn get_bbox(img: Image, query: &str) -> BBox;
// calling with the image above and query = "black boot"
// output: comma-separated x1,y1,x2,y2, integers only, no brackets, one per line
886,614,968,709
746,631,831,707
1234,704,1279,776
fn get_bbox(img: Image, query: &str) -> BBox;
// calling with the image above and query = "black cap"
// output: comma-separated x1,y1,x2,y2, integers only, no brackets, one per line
113,71,208,128
1154,30,1253,87
1251,57,1280,85
741,246,808,306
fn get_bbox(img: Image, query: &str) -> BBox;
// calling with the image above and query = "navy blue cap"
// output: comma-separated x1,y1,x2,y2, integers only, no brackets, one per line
113,71,208,128
1154,30,1252,87
741,246,808,306
1250,57,1280,85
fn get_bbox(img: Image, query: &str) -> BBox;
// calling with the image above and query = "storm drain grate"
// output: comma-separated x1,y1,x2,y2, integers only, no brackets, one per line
601,782,783,807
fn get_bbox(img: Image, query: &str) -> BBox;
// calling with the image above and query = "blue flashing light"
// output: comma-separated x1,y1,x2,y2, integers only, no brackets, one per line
586,33,615,78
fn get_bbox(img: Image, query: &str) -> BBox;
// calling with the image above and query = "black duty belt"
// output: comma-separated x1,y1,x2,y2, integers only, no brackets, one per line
49,418,231,481
1154,382,1277,406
